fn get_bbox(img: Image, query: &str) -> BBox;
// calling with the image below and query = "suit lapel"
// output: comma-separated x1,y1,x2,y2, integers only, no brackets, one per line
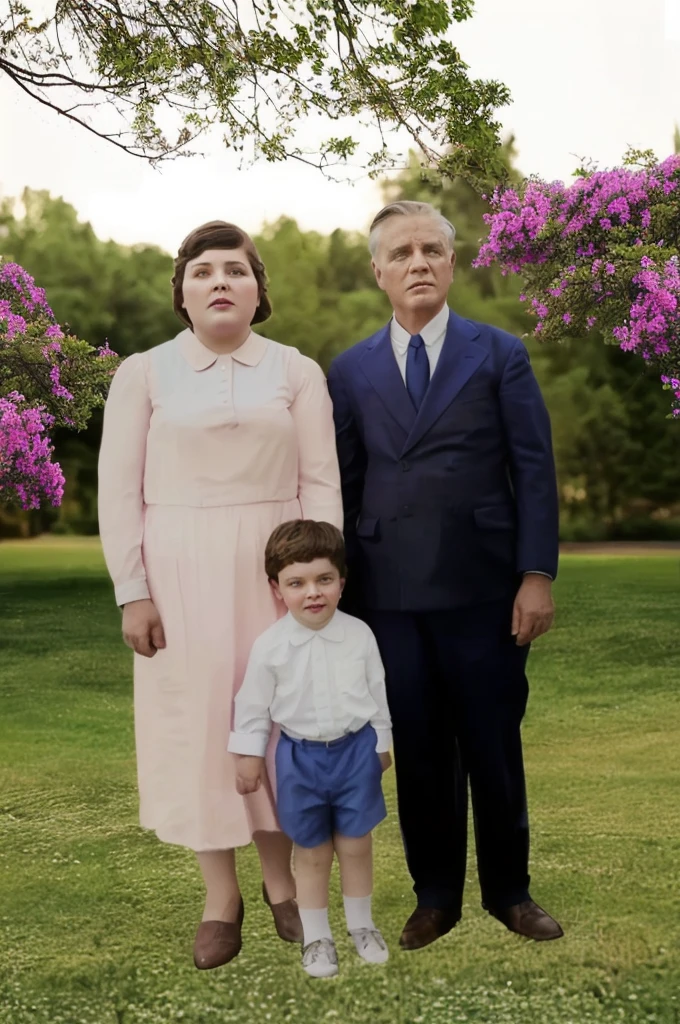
401,311,487,455
359,324,416,435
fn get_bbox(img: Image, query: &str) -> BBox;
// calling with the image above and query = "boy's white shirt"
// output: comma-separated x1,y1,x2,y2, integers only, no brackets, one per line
228,609,392,756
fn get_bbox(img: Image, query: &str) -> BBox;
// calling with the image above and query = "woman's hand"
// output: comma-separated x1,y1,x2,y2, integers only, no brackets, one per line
235,755,266,795
122,599,166,658
379,751,392,773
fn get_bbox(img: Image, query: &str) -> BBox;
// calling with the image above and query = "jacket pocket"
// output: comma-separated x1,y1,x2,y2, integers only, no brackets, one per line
356,517,380,539
473,505,515,530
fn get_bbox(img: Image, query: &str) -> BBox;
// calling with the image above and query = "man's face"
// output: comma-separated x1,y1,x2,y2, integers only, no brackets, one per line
371,214,455,322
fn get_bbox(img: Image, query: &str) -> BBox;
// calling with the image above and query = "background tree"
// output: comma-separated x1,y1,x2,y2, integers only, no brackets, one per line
1,0,510,188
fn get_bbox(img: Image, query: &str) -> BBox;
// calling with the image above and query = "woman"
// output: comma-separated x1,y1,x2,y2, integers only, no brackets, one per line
98,221,343,969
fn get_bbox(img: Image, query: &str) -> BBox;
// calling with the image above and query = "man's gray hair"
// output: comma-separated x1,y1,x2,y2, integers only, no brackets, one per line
368,201,456,258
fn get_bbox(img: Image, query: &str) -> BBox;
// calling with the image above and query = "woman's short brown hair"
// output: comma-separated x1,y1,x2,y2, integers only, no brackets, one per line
265,520,347,581
171,220,272,328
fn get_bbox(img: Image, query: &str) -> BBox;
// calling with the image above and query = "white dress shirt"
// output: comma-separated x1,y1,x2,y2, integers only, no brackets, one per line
390,302,450,382
228,610,392,756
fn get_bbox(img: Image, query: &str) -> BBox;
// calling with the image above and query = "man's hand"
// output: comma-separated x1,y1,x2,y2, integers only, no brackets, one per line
511,575,555,646
235,755,266,795
379,751,392,772
122,598,166,658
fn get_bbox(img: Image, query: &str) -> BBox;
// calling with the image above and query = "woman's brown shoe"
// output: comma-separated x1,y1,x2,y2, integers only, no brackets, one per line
193,899,245,969
262,883,303,943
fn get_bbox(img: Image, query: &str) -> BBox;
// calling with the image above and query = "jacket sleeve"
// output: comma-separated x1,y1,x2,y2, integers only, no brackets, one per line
498,340,559,579
326,359,367,562
97,353,152,606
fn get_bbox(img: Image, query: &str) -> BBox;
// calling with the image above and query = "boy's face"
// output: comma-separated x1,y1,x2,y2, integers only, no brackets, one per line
271,557,344,631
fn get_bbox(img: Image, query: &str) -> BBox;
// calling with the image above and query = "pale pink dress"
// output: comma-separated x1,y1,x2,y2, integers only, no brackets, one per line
98,329,343,851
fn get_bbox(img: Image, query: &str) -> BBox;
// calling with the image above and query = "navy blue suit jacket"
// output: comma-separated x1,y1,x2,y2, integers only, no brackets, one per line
326,310,559,611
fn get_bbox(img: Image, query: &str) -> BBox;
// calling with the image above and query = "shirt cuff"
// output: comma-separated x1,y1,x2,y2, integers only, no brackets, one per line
523,571,553,580
373,727,392,753
227,731,269,757
115,578,151,606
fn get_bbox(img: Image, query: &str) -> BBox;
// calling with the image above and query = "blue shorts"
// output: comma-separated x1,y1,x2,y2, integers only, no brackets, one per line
275,723,387,848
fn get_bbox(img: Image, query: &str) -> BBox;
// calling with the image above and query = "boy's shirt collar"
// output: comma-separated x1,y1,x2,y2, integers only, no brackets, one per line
286,610,345,646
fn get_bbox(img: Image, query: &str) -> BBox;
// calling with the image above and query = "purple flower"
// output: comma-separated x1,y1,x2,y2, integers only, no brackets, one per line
0,262,55,320
607,196,631,223
49,365,74,402
0,393,65,509
474,154,680,415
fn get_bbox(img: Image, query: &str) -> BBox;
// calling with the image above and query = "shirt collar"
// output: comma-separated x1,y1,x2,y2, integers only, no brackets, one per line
391,303,450,355
287,611,345,646
177,328,268,371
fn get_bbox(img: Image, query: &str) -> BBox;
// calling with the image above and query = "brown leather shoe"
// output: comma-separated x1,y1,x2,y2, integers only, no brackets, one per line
399,906,460,950
193,899,245,969
262,883,304,943
489,899,564,941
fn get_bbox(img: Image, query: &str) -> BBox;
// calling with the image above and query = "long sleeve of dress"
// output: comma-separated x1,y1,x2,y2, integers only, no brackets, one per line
98,353,153,606
290,353,343,529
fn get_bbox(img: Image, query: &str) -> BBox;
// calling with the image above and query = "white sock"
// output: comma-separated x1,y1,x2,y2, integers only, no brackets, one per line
299,908,332,946
343,894,375,932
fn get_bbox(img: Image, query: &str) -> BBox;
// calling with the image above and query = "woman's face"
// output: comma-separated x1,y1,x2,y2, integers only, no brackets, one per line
181,247,260,341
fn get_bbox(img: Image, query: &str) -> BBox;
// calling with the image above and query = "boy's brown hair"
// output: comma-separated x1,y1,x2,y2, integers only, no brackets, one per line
265,520,346,581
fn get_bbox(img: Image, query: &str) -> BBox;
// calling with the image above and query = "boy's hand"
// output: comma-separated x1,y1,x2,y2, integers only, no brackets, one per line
378,751,392,772
235,755,266,795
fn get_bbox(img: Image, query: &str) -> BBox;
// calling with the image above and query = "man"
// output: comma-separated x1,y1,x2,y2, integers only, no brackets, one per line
326,200,563,950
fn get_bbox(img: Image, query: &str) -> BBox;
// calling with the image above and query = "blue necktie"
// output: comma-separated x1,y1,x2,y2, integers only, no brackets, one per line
405,334,430,410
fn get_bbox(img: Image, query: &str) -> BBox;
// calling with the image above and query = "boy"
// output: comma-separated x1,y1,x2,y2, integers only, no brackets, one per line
228,520,392,978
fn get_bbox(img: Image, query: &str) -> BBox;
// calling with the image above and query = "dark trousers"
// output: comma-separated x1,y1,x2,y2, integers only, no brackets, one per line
368,600,531,915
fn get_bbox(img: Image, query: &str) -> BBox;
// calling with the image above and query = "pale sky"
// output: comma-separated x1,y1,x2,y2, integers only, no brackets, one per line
0,0,678,253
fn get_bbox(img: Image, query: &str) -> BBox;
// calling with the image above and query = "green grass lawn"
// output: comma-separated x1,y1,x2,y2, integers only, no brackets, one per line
1,539,679,1024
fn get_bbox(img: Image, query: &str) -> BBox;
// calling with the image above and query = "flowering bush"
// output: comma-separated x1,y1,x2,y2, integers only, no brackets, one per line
0,261,120,509
473,148,680,418
0,393,65,509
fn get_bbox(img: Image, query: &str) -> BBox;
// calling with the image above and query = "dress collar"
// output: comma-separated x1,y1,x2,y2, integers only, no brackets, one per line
177,328,268,371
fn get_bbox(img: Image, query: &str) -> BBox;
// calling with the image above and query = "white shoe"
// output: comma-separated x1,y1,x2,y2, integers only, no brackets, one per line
301,937,338,978
349,927,389,964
